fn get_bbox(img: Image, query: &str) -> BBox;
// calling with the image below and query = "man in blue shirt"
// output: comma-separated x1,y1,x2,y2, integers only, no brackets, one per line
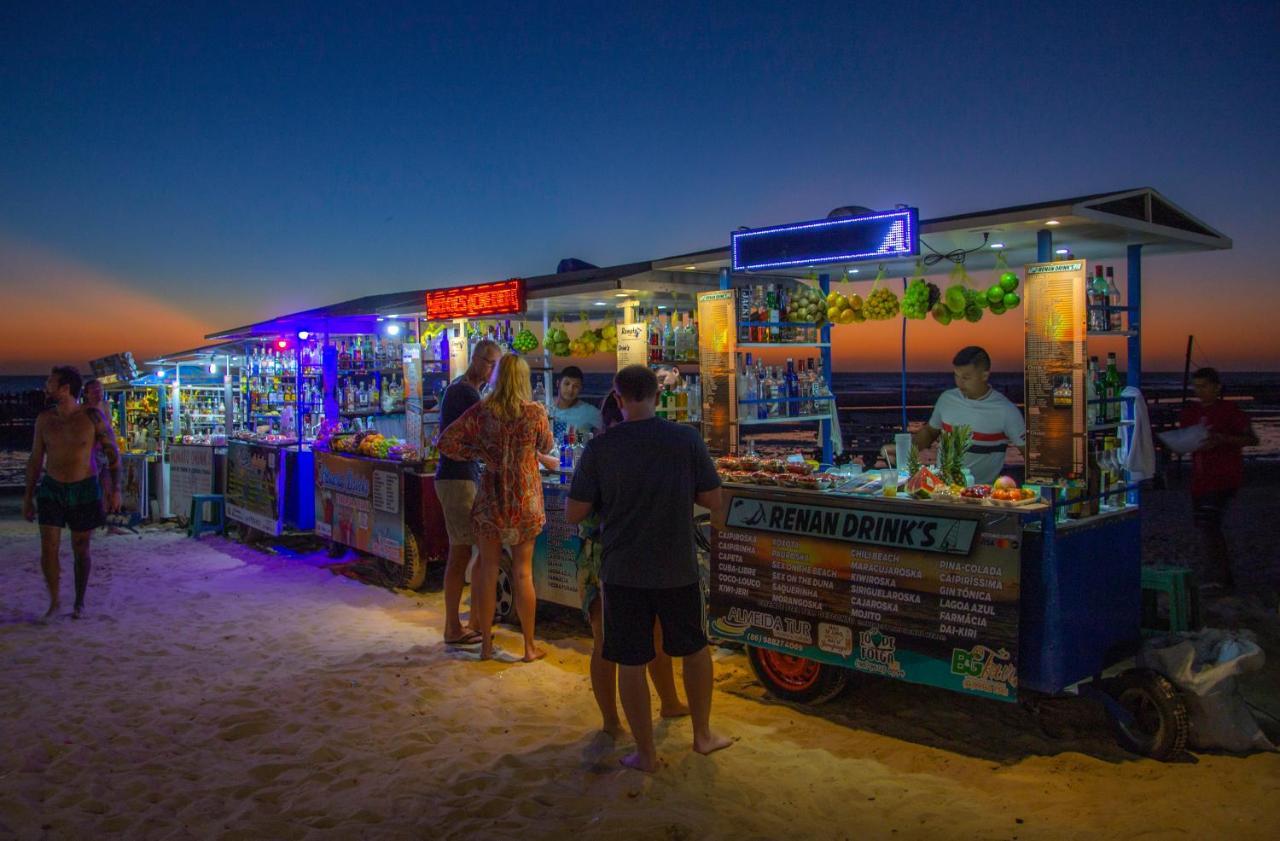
567,364,732,772
548,366,602,439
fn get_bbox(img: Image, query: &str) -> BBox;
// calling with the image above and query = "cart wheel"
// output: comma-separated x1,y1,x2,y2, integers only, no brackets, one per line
326,540,346,559
747,645,849,705
1107,669,1189,760
493,551,515,625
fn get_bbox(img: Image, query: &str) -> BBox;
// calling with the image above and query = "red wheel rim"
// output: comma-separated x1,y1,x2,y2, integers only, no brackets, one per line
755,649,822,692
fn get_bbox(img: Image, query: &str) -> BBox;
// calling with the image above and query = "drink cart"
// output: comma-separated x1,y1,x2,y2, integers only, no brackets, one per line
696,189,1231,760
206,292,454,585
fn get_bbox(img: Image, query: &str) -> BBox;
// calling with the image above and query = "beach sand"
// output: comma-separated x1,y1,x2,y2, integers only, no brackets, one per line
1,475,1278,840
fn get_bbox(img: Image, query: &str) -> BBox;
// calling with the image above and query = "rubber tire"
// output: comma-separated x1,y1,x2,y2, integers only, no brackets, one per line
493,550,515,625
384,532,427,591
747,645,850,705
1107,669,1189,760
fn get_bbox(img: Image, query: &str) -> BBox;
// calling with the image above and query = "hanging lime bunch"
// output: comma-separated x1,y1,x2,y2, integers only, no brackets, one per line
512,320,539,353
902,260,940,320
985,251,1022,314
934,261,983,324
864,264,900,320
568,311,618,357
546,317,571,357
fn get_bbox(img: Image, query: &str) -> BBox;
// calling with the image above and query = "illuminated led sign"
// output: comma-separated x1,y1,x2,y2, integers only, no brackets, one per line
425,278,526,320
731,208,919,272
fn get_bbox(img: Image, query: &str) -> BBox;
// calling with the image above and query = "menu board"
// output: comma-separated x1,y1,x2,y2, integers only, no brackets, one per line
697,290,736,456
169,444,215,520
710,488,1021,702
314,451,405,563
403,343,424,451
225,440,284,535
532,482,584,609
615,322,647,370
1023,260,1088,484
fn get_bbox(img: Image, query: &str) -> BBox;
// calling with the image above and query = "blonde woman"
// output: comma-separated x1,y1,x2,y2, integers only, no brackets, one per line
438,353,556,661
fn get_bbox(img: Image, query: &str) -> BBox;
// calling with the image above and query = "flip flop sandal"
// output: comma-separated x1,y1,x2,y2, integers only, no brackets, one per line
444,630,484,646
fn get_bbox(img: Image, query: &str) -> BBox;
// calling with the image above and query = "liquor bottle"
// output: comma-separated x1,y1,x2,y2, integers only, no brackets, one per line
1105,267,1123,332
1089,266,1107,332
737,354,752,416
784,358,798,417
369,378,380,412
663,312,676,361
1086,357,1100,426
1104,352,1122,423
739,286,753,342
688,375,700,422
675,312,691,361
571,428,586,466
767,284,780,342
649,311,661,363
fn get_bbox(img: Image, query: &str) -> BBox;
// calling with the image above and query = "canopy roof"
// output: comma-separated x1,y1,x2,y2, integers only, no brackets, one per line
656,187,1230,280
205,187,1229,339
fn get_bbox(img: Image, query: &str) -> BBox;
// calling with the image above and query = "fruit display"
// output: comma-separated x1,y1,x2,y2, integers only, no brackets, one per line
568,319,617,357
788,284,830,327
825,289,865,324
864,286,900,320
937,424,972,486
546,322,571,357
325,430,419,462
905,466,942,499
512,323,539,353
902,278,940,320
960,484,992,501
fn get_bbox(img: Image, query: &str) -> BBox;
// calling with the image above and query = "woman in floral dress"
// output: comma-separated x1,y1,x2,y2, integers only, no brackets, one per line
438,353,556,661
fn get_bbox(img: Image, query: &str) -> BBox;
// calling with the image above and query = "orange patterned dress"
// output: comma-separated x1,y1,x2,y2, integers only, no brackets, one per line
436,400,554,545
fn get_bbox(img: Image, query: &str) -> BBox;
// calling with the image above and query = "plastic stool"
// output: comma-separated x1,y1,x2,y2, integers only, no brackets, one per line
189,494,225,539
1140,565,1197,633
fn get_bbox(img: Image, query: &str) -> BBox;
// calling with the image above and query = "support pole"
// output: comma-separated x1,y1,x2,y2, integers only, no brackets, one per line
1126,244,1142,390
900,276,908,430
1036,229,1053,263
819,273,833,466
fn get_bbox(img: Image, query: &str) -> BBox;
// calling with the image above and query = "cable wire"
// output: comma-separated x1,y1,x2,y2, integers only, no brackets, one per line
919,232,991,267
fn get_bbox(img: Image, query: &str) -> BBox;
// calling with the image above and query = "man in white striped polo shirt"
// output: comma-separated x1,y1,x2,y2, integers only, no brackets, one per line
911,346,1025,484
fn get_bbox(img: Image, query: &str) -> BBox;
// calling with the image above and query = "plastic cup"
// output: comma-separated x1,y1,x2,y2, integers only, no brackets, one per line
881,468,898,497
894,433,913,469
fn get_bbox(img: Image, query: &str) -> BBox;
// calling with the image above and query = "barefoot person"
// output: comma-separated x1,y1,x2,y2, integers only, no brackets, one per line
567,365,731,771
22,366,122,619
435,339,502,647
576,397,688,738
437,353,556,661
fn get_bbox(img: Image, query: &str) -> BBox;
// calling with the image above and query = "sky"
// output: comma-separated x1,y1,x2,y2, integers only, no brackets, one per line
2,1,1278,374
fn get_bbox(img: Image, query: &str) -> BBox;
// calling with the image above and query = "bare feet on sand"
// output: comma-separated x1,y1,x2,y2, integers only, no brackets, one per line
620,752,661,773
72,604,84,620
522,646,547,663
693,731,735,756
42,601,60,621
601,720,627,741
660,701,691,718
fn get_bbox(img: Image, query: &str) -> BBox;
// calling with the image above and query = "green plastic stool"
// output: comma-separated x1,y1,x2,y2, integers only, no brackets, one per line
188,494,225,539
1140,565,1198,634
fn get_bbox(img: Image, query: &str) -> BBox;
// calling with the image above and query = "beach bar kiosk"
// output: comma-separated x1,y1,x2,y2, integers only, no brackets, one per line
694,189,1231,759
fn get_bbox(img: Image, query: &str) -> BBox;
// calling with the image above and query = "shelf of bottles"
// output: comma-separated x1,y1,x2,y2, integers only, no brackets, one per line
240,342,317,428
334,335,408,417
1083,262,1135,514
641,307,701,423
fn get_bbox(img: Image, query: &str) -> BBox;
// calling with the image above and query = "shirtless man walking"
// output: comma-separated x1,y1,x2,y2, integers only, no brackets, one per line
22,366,122,619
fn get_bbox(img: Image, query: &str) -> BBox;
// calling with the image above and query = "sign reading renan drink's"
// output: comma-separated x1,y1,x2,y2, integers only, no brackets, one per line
724,495,979,555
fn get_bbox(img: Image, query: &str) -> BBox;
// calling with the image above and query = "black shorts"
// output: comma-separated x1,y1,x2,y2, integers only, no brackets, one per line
602,582,707,666
36,475,104,533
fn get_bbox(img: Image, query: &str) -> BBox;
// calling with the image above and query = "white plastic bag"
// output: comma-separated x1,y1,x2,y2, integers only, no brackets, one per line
1137,629,1276,753
1158,423,1208,454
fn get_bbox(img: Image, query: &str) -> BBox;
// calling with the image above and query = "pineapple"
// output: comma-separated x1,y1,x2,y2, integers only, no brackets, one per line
939,424,972,486
906,443,922,477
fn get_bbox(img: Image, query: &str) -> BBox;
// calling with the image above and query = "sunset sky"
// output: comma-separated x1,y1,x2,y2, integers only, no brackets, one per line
2,2,1277,374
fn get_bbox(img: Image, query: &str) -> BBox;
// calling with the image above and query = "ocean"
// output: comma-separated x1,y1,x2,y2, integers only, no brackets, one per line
3,372,1277,488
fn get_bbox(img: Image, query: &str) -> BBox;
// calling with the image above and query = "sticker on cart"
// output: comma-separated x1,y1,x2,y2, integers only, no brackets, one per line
372,469,399,514
853,629,905,679
950,644,1018,699
817,622,853,657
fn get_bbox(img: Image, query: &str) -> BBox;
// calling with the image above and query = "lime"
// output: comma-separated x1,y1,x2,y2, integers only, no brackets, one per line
987,284,1004,304
1003,292,1021,308
999,272,1019,292
989,301,1006,316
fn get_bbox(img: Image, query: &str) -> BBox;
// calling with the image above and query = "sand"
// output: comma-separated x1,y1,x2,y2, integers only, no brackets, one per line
1,488,1278,840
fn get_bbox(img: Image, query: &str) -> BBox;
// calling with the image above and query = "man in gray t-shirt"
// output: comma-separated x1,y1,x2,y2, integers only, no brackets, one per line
568,364,731,772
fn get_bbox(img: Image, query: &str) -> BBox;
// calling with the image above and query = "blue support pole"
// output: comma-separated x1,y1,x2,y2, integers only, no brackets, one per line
1127,244,1143,509
718,266,730,291
1037,229,1053,263
900,276,908,430
1126,244,1142,389
819,273,833,466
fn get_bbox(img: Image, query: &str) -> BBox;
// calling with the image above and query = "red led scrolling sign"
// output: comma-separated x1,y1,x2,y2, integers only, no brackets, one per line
425,278,527,320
